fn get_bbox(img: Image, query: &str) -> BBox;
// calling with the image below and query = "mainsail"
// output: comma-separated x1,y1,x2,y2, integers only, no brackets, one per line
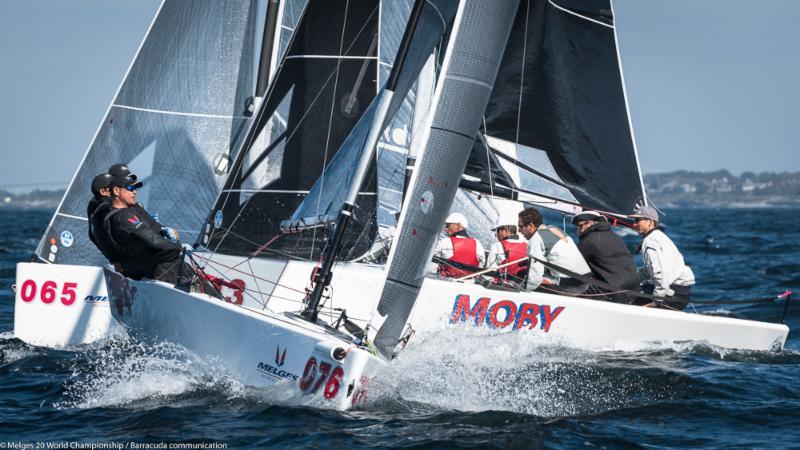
462,0,647,216
35,0,263,265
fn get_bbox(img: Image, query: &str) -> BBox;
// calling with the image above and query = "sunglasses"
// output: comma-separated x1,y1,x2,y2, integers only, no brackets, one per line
124,185,138,192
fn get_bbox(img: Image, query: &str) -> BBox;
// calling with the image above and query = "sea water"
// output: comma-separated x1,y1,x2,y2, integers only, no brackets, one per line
1,208,799,448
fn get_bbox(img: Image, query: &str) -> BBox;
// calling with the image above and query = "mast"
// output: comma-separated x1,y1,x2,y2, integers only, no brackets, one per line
301,0,427,322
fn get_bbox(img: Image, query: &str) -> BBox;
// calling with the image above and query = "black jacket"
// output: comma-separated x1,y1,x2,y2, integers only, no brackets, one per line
577,222,639,290
105,206,181,277
87,197,121,262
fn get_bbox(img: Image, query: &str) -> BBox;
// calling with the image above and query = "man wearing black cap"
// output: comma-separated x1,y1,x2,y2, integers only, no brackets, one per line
104,174,188,284
107,163,180,242
572,210,639,294
87,173,121,263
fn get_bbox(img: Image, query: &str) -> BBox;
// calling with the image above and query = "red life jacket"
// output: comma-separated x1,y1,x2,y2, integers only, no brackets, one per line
500,239,528,278
439,236,479,278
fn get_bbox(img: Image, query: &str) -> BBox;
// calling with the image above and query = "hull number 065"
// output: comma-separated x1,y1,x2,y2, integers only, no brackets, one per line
19,280,78,306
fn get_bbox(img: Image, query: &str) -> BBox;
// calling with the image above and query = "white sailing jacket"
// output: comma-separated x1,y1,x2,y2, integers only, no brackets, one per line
527,225,591,290
639,228,695,297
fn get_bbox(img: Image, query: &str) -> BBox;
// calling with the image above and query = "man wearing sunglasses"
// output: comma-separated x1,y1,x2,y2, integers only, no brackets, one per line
103,174,187,284
631,206,695,310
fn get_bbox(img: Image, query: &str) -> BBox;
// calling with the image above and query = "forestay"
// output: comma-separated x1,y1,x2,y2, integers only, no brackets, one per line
35,0,262,265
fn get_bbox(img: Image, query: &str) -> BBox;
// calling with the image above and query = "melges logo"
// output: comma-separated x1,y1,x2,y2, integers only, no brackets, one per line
257,345,298,381
84,295,108,302
449,294,565,332
275,346,286,367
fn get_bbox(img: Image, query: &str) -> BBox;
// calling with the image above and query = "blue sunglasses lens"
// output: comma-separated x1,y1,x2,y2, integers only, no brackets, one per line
125,185,137,192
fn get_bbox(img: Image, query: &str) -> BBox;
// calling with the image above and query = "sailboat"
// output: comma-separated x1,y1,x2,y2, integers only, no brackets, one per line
13,0,306,347
188,0,789,357
105,0,522,409
103,0,789,412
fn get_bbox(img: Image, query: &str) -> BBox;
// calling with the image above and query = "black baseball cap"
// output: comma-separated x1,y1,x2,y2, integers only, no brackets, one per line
108,163,137,181
109,174,143,189
90,173,113,197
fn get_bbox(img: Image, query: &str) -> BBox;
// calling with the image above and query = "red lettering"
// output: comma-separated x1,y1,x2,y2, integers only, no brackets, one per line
541,305,565,332
324,366,344,400
224,279,245,305
61,282,78,306
299,357,317,391
450,294,490,326
41,281,57,304
312,362,332,393
20,280,36,302
514,303,540,330
487,300,517,329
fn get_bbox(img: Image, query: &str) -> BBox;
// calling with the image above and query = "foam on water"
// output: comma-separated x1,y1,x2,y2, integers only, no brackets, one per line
368,327,681,417
55,335,246,409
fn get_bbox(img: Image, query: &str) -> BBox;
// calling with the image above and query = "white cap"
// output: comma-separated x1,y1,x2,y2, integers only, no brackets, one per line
445,212,468,229
492,213,519,230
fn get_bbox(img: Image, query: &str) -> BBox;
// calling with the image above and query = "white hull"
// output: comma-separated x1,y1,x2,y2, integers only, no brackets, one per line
196,254,788,352
14,262,121,347
103,267,382,410
16,255,789,353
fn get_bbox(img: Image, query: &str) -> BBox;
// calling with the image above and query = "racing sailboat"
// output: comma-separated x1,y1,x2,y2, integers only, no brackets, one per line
14,0,305,347
105,0,788,412
105,0,521,409
191,0,789,356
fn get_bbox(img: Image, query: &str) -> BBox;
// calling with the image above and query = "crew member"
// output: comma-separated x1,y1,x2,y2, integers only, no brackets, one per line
572,210,639,292
87,173,121,263
631,206,695,310
433,212,486,278
518,207,591,292
486,214,528,285
104,174,188,284
107,163,179,242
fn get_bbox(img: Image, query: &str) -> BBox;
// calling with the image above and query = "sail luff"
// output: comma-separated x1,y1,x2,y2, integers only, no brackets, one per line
609,0,647,208
34,0,168,263
371,0,520,358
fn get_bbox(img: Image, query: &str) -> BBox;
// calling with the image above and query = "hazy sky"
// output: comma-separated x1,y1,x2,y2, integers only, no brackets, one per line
0,0,798,187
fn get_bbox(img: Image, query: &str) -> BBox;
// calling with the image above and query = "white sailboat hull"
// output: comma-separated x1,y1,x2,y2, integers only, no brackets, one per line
197,255,788,352
103,267,382,411
15,256,788,353
14,262,120,347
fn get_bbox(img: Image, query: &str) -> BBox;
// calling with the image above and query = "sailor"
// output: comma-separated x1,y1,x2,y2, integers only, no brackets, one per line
518,207,591,292
87,173,121,264
486,214,528,284
433,212,486,278
104,174,189,284
631,206,695,310
572,210,639,292
107,163,179,242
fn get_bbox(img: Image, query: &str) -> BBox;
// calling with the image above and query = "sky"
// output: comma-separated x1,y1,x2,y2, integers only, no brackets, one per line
0,0,798,187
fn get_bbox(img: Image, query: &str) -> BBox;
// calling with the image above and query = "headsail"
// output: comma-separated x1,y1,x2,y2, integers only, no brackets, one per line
371,0,520,358
35,0,262,265
205,0,413,262
463,0,646,215
280,0,457,234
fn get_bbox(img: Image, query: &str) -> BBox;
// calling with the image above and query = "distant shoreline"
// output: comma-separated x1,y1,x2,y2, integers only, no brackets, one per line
1,169,798,210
